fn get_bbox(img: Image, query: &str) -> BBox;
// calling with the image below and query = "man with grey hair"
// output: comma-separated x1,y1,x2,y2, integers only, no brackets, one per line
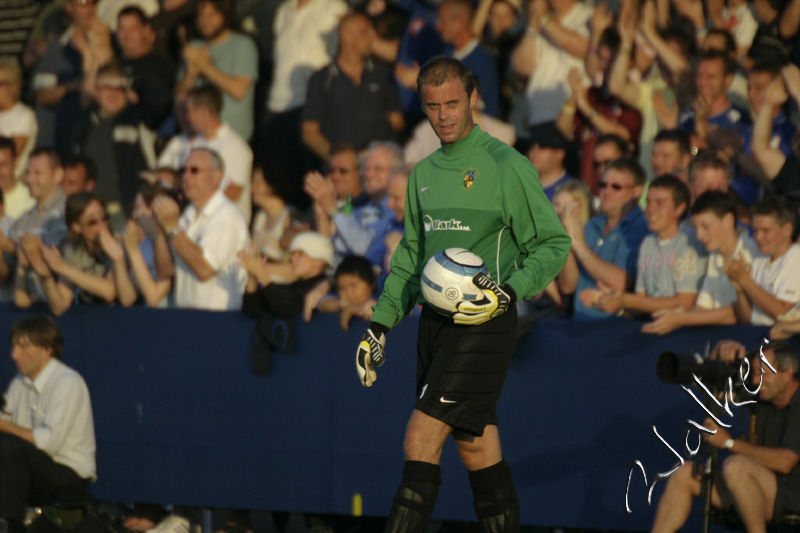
652,339,800,533
329,141,403,264
153,147,249,310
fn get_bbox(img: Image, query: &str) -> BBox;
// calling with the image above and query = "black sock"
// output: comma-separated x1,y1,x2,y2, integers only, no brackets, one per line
469,460,520,533
384,461,442,533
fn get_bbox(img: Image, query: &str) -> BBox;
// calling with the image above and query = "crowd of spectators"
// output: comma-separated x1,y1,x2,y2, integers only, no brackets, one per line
0,0,799,339
2,0,800,529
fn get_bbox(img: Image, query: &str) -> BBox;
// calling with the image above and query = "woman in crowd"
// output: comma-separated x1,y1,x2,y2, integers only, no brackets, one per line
17,192,116,315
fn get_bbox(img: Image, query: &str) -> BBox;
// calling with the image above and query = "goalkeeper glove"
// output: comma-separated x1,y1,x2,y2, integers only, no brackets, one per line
453,272,516,326
356,323,388,387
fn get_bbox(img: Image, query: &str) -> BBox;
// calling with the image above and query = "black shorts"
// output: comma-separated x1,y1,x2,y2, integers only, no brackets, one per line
414,305,518,437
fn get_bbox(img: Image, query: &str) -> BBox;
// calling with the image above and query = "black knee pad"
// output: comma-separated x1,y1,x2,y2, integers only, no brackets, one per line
469,460,520,532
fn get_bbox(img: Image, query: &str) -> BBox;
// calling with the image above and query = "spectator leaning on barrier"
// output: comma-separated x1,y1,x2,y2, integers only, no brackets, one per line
11,148,68,307
0,315,97,533
727,197,800,326
153,147,248,310
558,157,648,320
642,190,760,335
594,175,707,319
19,192,119,316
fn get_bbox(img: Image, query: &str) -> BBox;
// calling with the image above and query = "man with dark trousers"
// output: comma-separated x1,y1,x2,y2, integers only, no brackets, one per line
355,56,570,532
0,315,96,533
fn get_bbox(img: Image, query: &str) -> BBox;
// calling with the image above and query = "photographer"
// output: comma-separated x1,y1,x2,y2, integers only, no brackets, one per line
652,340,800,533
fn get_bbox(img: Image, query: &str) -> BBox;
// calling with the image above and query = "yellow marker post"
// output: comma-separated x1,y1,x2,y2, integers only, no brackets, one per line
352,493,363,516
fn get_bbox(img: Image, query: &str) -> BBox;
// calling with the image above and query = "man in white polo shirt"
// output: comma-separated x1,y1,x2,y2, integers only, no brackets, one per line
0,316,96,533
153,147,249,310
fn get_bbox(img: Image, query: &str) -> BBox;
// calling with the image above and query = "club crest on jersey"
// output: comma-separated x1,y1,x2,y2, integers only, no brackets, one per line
462,168,478,189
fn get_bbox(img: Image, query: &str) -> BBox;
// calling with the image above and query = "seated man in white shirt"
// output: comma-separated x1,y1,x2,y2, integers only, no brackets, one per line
726,196,800,325
153,147,248,310
0,315,96,533
643,190,759,334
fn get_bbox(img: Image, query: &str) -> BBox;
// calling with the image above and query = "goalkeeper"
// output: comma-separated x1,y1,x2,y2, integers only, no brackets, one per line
355,56,570,533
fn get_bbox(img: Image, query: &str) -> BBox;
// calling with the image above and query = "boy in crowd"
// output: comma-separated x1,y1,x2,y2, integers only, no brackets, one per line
726,197,800,325
643,190,759,334
595,176,706,318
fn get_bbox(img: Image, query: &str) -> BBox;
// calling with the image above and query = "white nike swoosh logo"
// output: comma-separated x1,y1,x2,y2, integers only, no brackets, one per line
421,187,429,192
440,396,457,404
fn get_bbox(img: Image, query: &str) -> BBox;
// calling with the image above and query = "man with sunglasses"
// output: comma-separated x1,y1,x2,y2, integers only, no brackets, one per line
559,157,647,319
153,147,248,310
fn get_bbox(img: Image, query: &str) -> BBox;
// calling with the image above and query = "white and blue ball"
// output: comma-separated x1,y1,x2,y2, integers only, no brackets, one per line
421,248,489,317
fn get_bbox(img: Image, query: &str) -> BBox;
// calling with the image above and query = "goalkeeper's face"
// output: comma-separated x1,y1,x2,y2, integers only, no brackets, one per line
421,78,477,145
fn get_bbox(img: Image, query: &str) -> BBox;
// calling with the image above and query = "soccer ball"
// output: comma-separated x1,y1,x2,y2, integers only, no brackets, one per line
421,248,489,317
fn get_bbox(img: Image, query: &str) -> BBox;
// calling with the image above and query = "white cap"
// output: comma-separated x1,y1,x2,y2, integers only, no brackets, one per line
289,232,334,266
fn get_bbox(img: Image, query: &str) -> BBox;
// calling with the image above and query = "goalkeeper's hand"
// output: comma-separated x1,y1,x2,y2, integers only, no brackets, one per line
356,323,388,387
453,272,516,326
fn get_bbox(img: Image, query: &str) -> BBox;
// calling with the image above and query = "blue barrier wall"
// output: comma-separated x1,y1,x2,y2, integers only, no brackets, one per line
0,304,795,531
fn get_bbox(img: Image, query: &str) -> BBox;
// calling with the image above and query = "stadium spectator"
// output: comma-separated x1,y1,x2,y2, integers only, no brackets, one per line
726,197,800,326
116,184,176,307
328,142,401,264
116,6,176,129
0,57,37,180
392,0,444,126
175,0,258,141
735,60,797,204
678,51,749,153
32,0,112,153
98,0,158,30
364,164,408,271
642,190,759,335
716,0,758,61
607,3,690,182
594,175,706,318
688,151,733,202
240,231,333,319
549,178,595,314
11,149,68,306
153,147,248,310
0,137,33,220
557,56,642,193
0,316,96,533
558,157,647,320
471,0,523,119
72,61,157,230
511,0,593,127
700,28,749,113
17,192,117,315
62,155,97,196
183,85,253,223
304,254,377,329
651,129,691,181
591,134,627,193
524,122,573,202
359,0,408,64
436,0,499,117
746,0,793,67
302,12,404,161
251,163,295,263
305,145,367,238
262,0,346,208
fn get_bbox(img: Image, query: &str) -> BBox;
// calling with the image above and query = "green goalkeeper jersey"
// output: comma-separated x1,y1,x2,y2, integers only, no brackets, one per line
372,125,571,329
